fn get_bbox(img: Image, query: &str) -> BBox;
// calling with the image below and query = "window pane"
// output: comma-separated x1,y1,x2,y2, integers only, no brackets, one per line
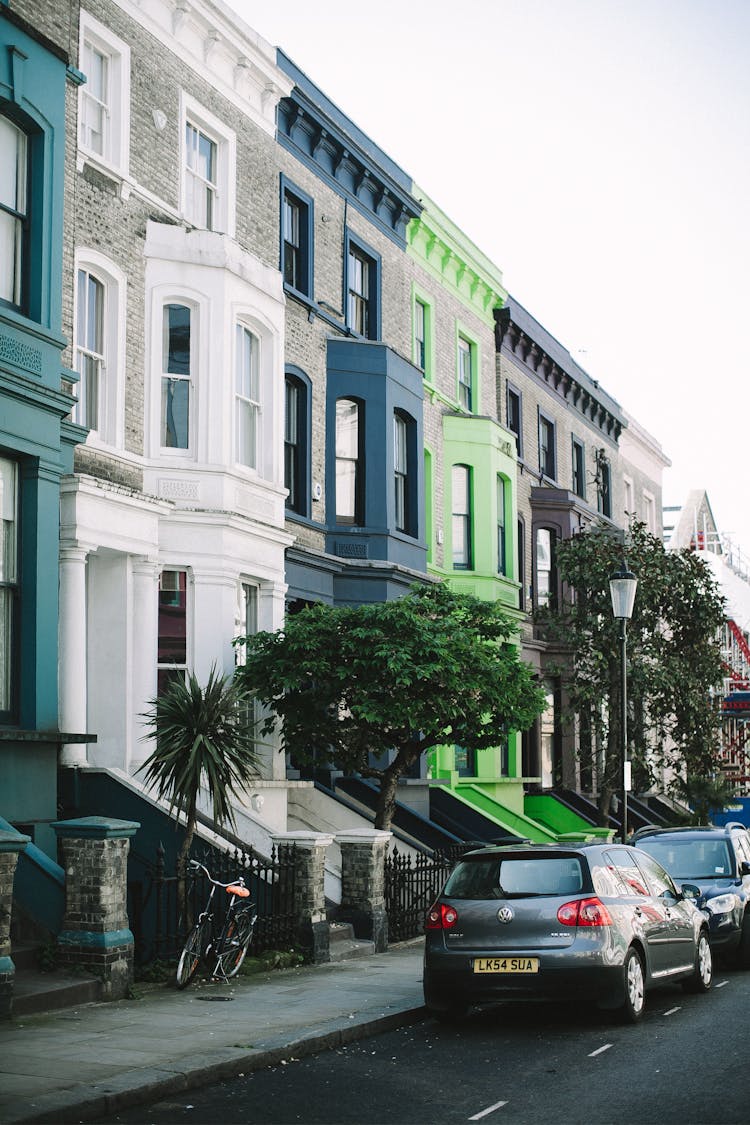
161,378,190,448
158,570,187,666
0,459,17,583
236,326,259,469
497,476,506,575
81,43,108,155
336,399,359,458
452,465,471,568
0,211,22,306
285,378,300,508
336,399,359,523
163,305,191,375
0,118,25,307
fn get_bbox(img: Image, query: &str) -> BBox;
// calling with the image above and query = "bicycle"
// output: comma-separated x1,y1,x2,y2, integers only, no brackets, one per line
176,859,258,989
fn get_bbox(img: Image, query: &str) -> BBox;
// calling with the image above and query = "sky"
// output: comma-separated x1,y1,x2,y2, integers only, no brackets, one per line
230,0,750,557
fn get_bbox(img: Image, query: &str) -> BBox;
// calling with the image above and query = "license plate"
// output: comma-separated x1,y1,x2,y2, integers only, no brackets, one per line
473,956,539,974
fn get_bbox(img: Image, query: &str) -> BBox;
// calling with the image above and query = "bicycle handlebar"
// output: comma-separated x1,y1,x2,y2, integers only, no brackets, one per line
187,859,247,890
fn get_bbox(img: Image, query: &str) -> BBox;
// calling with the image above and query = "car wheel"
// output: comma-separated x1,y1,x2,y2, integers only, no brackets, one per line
734,912,750,970
618,947,645,1024
683,930,713,993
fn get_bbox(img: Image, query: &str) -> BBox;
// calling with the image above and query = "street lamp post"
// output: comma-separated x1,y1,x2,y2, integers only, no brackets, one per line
609,561,638,844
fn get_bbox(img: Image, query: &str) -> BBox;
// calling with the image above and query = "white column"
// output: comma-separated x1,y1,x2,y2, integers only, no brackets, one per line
129,557,160,774
58,545,89,766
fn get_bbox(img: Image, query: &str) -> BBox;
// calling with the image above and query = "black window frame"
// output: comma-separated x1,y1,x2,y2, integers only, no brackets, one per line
572,436,586,499
284,367,311,518
344,232,380,340
538,411,556,481
280,176,314,298
506,383,522,458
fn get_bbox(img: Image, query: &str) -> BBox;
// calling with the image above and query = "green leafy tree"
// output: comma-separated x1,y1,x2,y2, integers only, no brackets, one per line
139,666,260,914
235,583,546,830
537,521,726,824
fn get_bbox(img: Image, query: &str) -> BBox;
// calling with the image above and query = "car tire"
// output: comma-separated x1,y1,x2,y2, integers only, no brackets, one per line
734,912,750,970
618,947,646,1024
683,930,713,993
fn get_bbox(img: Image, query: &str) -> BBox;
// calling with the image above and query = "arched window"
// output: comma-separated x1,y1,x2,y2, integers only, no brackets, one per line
235,324,260,469
73,252,126,446
161,303,191,449
452,464,472,570
535,527,557,607
285,370,310,516
497,475,508,576
336,398,363,525
74,268,105,431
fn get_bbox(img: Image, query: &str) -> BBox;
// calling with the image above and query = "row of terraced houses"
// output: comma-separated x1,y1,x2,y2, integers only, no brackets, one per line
1,0,674,962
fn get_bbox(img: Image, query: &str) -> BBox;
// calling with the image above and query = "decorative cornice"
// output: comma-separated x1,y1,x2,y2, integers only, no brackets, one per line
275,86,421,248
111,0,292,137
407,216,506,327
497,311,625,443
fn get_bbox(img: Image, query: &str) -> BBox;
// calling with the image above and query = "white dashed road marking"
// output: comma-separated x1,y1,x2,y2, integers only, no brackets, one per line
588,1043,613,1057
715,979,728,988
663,1006,681,1016
469,1099,508,1120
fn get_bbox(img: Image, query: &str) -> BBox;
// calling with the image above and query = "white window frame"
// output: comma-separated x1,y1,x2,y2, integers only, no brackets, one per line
78,10,130,183
73,249,126,448
180,93,236,236
160,301,194,453
643,489,656,533
235,322,261,471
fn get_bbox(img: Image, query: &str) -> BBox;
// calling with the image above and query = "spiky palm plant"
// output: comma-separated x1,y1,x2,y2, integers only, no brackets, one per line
139,665,260,915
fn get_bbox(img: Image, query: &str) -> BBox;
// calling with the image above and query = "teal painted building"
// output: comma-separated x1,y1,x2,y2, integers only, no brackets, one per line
0,5,85,859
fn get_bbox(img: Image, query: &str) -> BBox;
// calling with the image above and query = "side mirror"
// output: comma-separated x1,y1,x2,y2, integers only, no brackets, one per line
681,882,702,901
740,861,750,877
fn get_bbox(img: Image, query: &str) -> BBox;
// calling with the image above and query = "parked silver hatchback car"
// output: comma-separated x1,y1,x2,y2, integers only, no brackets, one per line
423,842,713,1024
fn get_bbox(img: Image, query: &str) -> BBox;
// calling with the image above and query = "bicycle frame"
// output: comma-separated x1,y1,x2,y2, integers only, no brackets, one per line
176,860,257,988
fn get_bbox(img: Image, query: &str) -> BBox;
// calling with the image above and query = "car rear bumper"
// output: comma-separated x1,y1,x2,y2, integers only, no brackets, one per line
423,952,626,1010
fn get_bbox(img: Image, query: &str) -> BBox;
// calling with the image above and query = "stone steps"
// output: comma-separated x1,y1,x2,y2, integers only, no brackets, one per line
10,944,102,1017
328,921,376,962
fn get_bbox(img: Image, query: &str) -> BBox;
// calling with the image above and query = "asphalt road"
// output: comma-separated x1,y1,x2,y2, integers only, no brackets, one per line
107,965,750,1125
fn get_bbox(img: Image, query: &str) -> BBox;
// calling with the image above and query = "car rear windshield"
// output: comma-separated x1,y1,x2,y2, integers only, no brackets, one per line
442,855,584,899
637,837,733,879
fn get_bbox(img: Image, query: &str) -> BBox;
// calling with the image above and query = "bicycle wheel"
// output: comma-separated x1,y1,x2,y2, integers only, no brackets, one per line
213,910,256,980
176,921,207,989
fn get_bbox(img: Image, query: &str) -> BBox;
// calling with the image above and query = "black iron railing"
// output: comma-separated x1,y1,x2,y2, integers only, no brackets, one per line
129,840,297,964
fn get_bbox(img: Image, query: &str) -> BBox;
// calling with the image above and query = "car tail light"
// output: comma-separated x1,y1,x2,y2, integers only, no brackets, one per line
557,897,613,927
425,902,459,930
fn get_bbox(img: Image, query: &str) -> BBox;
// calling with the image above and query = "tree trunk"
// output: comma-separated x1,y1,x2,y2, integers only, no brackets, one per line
374,769,399,831
176,807,196,926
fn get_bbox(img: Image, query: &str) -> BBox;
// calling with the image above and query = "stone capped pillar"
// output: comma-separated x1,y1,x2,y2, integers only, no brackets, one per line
272,831,332,963
337,828,391,952
0,829,30,1019
52,816,139,999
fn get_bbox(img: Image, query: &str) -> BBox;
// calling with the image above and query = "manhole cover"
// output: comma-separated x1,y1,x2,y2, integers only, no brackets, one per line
196,995,234,1002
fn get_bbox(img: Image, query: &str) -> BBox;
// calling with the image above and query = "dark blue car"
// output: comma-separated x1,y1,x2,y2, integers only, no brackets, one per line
633,823,750,967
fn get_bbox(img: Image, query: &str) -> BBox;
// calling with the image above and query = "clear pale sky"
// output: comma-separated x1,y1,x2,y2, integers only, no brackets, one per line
229,0,750,557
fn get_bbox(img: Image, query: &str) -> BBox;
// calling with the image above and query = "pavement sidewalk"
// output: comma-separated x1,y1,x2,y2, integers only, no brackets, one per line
0,939,426,1125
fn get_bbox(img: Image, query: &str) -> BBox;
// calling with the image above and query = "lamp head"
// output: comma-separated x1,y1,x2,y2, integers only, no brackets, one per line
609,560,638,620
